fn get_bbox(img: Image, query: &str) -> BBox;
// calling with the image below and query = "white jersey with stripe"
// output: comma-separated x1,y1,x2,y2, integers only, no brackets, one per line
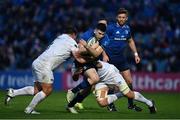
35,34,77,70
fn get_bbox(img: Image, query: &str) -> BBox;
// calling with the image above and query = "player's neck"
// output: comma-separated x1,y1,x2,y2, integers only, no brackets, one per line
116,22,125,27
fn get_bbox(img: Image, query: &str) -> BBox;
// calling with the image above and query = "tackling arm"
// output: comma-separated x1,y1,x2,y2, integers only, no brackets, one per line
79,40,103,58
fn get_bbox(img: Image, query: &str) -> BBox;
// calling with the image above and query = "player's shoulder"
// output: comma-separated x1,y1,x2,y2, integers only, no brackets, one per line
83,28,94,35
123,24,131,30
80,28,94,40
108,22,116,27
124,24,130,28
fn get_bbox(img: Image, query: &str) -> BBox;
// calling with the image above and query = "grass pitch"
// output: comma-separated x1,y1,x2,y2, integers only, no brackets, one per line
0,90,180,119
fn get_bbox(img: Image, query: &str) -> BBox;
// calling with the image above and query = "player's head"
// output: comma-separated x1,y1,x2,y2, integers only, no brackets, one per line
64,25,78,39
98,16,107,26
116,8,128,26
94,23,106,40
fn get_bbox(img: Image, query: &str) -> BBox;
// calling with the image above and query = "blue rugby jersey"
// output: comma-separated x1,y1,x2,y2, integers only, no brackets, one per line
80,28,109,49
105,22,132,61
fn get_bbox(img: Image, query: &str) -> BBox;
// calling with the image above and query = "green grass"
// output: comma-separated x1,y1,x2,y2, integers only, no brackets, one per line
0,90,180,119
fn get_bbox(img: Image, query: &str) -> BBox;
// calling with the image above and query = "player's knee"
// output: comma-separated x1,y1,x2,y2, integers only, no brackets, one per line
97,98,108,107
34,88,39,95
125,90,134,99
125,78,132,84
42,86,53,96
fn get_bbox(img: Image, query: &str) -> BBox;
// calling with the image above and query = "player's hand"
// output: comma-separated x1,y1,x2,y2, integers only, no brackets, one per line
103,55,109,62
75,67,83,75
135,56,141,64
79,39,87,47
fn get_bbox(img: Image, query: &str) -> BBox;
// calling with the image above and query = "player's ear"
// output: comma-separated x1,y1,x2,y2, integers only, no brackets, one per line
126,17,128,21
116,16,118,20
94,29,97,34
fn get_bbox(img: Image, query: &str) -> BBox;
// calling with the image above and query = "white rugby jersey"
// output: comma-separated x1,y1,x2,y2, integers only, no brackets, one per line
97,61,120,83
36,34,77,70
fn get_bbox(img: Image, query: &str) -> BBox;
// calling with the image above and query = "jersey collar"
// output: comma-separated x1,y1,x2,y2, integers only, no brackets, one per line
116,22,126,28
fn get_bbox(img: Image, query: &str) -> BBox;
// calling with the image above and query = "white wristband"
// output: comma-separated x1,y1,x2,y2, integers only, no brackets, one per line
134,52,138,56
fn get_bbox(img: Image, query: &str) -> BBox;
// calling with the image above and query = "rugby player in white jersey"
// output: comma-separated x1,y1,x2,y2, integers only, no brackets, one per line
67,43,157,114
4,26,78,114
93,61,156,114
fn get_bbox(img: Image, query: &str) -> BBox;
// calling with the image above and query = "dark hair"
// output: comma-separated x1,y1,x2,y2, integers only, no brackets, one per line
64,25,77,35
96,23,106,32
117,8,128,16
98,14,107,21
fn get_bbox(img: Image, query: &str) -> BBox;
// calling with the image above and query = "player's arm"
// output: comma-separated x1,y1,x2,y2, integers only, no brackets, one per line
128,37,141,64
72,50,87,64
80,40,103,58
72,48,95,64
72,67,83,81
102,50,109,62
77,43,89,55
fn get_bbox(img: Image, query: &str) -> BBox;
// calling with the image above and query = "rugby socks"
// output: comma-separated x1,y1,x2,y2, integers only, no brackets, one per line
68,87,91,107
77,86,91,103
26,91,46,109
68,92,83,107
13,86,34,97
107,88,116,108
128,83,134,106
134,91,153,107
71,79,91,94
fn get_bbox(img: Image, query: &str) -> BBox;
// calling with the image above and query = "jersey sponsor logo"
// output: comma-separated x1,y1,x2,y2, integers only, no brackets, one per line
114,37,127,41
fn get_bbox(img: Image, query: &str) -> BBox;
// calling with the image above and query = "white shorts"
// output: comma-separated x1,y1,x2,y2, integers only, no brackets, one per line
95,73,130,95
32,59,54,84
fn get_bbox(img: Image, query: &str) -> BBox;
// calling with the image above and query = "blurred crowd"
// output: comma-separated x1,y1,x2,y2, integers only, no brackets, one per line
0,0,179,72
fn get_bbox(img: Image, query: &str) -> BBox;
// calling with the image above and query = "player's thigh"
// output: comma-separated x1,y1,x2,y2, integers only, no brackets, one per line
32,64,54,84
118,81,130,95
84,68,99,83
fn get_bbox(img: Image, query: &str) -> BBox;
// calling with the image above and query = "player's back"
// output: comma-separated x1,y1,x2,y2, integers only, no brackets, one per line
97,61,119,82
35,34,77,70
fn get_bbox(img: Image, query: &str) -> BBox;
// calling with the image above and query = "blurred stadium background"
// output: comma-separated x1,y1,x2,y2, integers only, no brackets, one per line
0,0,180,119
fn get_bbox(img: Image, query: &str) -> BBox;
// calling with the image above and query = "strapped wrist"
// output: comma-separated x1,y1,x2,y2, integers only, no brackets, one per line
134,52,138,56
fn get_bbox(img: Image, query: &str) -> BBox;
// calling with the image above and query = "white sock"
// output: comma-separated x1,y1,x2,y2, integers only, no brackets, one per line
107,94,118,104
134,91,153,107
13,86,34,97
26,91,46,109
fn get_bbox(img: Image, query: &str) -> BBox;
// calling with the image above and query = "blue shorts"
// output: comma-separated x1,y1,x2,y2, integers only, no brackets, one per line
74,60,98,72
109,60,130,72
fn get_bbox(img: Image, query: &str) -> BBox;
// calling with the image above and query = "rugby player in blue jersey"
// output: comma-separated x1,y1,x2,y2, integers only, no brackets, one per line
103,8,142,112
66,23,109,111
67,21,119,112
